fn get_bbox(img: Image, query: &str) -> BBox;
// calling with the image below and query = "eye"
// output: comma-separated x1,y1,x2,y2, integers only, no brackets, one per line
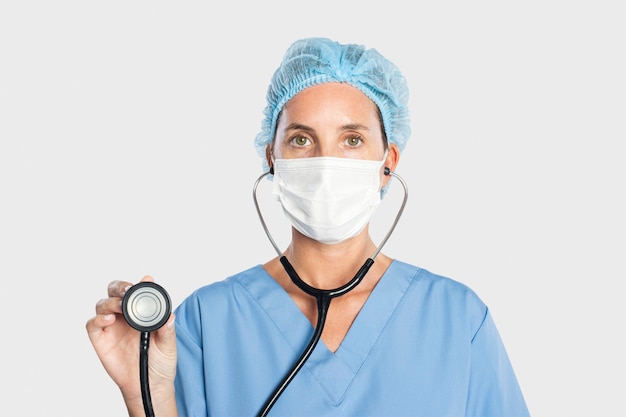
290,135,311,147
344,135,363,147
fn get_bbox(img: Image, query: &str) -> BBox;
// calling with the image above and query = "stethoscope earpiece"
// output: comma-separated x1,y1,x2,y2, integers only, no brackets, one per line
122,282,172,333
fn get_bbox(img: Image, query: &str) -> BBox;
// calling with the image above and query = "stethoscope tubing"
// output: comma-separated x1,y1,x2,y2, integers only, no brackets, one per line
140,331,155,417
253,168,408,417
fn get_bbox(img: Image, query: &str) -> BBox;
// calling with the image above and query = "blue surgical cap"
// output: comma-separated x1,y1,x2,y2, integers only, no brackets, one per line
254,37,411,171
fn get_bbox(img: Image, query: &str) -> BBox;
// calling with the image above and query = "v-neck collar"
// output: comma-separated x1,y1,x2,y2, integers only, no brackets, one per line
243,260,417,405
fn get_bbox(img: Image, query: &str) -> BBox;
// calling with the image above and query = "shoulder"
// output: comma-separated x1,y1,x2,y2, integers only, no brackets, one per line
173,265,269,328
176,265,266,309
391,260,488,327
394,260,483,301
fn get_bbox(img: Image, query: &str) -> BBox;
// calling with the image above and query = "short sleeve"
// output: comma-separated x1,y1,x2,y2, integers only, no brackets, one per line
174,295,208,417
466,309,530,417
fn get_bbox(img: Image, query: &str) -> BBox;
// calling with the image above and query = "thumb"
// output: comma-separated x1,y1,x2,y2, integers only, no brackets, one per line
155,313,177,356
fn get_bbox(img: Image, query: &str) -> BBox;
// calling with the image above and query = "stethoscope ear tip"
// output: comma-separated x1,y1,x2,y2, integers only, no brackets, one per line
384,167,390,175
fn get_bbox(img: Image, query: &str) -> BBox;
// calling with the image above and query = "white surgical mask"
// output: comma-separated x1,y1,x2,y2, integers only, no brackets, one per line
272,152,387,245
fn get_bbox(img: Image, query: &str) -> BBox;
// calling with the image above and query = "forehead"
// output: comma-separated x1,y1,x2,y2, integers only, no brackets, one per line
277,82,380,124
280,82,380,120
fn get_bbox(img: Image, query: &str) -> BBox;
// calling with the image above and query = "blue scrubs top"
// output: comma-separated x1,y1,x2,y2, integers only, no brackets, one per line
174,260,530,417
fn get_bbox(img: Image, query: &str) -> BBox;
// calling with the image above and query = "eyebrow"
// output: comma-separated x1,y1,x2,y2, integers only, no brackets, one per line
283,122,370,132
283,123,315,133
340,123,370,132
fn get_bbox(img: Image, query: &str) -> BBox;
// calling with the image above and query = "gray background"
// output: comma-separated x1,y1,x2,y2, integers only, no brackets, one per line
1,1,624,416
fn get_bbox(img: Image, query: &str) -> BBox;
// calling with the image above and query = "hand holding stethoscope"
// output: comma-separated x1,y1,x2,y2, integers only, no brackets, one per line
86,276,176,417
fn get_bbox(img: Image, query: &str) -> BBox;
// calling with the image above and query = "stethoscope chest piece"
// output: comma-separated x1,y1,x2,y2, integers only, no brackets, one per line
122,282,171,332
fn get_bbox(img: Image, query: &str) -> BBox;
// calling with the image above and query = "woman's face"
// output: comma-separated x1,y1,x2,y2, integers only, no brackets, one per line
271,82,395,163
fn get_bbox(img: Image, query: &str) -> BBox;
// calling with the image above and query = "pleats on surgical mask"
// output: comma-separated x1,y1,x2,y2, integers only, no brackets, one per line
272,154,386,245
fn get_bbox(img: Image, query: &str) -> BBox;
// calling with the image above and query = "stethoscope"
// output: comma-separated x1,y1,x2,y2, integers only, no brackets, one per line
252,166,408,417
121,281,172,417
119,166,407,417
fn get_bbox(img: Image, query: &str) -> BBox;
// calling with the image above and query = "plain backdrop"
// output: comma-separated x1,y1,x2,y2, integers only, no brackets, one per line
1,1,624,416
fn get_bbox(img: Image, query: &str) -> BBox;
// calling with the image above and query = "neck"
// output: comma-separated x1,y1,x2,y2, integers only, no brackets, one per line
282,228,378,289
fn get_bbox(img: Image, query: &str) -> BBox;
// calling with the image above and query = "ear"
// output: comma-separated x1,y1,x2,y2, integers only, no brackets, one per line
382,144,400,187
265,145,273,173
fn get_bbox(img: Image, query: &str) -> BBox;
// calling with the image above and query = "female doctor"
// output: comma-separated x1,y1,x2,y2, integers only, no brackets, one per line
86,37,530,417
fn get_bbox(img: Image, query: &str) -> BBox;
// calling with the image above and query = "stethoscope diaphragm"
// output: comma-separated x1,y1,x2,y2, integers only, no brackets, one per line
122,282,171,332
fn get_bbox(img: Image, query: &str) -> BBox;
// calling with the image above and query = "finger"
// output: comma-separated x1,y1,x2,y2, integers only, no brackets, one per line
107,276,155,298
157,314,176,340
154,313,177,353
156,313,176,337
85,311,117,334
107,280,134,298
139,275,154,283
95,297,123,316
